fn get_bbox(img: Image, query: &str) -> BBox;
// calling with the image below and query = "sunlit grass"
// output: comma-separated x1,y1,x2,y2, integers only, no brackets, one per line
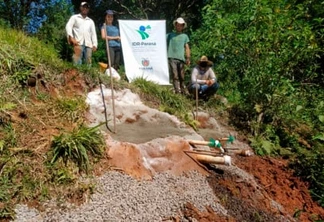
54,97,88,123
0,26,64,69
50,124,105,172
131,77,199,126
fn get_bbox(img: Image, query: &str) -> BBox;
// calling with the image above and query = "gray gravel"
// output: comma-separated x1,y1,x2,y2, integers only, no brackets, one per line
13,170,227,222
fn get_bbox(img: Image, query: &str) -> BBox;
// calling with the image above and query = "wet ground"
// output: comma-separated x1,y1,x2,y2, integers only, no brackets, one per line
107,119,191,144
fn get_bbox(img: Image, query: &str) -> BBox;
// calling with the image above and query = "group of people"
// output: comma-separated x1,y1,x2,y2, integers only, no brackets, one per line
65,2,121,69
65,2,219,101
166,17,219,101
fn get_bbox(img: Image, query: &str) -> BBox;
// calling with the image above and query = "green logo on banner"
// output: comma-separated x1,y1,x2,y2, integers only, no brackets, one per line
137,25,151,40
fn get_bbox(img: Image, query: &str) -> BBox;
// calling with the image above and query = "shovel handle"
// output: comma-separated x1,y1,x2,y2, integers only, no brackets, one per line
188,140,210,146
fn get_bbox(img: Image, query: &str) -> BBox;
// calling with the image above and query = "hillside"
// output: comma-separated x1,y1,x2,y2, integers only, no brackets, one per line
2,68,322,221
0,27,323,221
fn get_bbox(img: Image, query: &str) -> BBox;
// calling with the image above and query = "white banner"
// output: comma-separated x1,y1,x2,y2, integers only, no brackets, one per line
119,20,169,85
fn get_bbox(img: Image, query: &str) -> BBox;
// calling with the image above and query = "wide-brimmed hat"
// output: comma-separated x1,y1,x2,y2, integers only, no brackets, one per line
105,10,114,15
196,56,213,66
80,2,90,7
173,17,187,28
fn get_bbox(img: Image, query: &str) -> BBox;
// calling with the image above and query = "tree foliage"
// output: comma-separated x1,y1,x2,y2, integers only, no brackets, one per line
190,0,324,205
89,0,206,32
191,0,323,134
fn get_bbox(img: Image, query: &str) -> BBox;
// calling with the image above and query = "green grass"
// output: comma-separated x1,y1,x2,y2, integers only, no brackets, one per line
0,26,107,220
54,97,88,123
0,26,64,69
50,124,105,172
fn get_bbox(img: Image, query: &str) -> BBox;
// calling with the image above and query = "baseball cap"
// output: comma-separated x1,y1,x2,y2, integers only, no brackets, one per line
106,10,114,15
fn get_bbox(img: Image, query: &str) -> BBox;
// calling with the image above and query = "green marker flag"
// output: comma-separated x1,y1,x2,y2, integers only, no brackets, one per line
208,138,222,148
227,135,235,143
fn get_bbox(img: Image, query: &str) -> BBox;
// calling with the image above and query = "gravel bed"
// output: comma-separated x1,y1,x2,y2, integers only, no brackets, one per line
13,171,227,222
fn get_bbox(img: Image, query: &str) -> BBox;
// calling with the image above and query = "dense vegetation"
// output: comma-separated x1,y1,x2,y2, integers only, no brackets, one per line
0,0,323,219
190,0,324,206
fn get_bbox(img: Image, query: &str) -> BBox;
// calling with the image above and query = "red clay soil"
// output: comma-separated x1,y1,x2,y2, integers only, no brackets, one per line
105,138,210,180
234,156,324,221
176,155,323,222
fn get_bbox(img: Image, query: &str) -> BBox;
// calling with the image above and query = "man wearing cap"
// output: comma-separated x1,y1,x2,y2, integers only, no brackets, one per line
65,2,98,65
166,17,191,95
189,56,219,101
101,10,121,70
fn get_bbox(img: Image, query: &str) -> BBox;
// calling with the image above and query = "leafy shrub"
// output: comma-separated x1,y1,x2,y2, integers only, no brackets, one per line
289,149,324,207
249,136,278,156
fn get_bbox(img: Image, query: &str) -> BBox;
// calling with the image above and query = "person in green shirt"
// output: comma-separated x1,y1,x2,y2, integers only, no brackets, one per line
166,17,191,95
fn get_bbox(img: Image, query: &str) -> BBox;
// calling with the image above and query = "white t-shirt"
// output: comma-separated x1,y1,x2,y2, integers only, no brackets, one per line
191,65,216,84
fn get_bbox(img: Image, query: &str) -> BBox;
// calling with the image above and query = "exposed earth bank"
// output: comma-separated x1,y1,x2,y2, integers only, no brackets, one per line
12,70,324,221
88,87,323,222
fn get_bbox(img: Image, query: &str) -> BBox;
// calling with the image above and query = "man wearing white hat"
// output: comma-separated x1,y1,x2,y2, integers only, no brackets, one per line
166,17,191,95
66,2,98,65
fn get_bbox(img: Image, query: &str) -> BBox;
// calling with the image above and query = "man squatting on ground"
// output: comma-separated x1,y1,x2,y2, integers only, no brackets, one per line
189,56,219,101
166,17,191,95
65,2,98,65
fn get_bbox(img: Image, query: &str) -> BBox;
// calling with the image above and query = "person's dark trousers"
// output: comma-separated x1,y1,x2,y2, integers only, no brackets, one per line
168,58,186,94
108,46,121,70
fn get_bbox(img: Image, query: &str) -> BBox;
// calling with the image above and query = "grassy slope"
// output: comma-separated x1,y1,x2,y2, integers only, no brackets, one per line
0,27,98,219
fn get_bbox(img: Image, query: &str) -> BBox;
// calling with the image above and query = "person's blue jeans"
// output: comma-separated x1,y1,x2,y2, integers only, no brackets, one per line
73,45,93,65
189,82,219,100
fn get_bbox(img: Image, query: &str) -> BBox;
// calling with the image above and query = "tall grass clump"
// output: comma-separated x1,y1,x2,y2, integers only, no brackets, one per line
50,124,105,172
0,26,66,94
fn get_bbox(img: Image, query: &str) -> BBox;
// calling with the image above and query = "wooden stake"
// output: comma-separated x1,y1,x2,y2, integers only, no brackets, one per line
104,23,116,133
